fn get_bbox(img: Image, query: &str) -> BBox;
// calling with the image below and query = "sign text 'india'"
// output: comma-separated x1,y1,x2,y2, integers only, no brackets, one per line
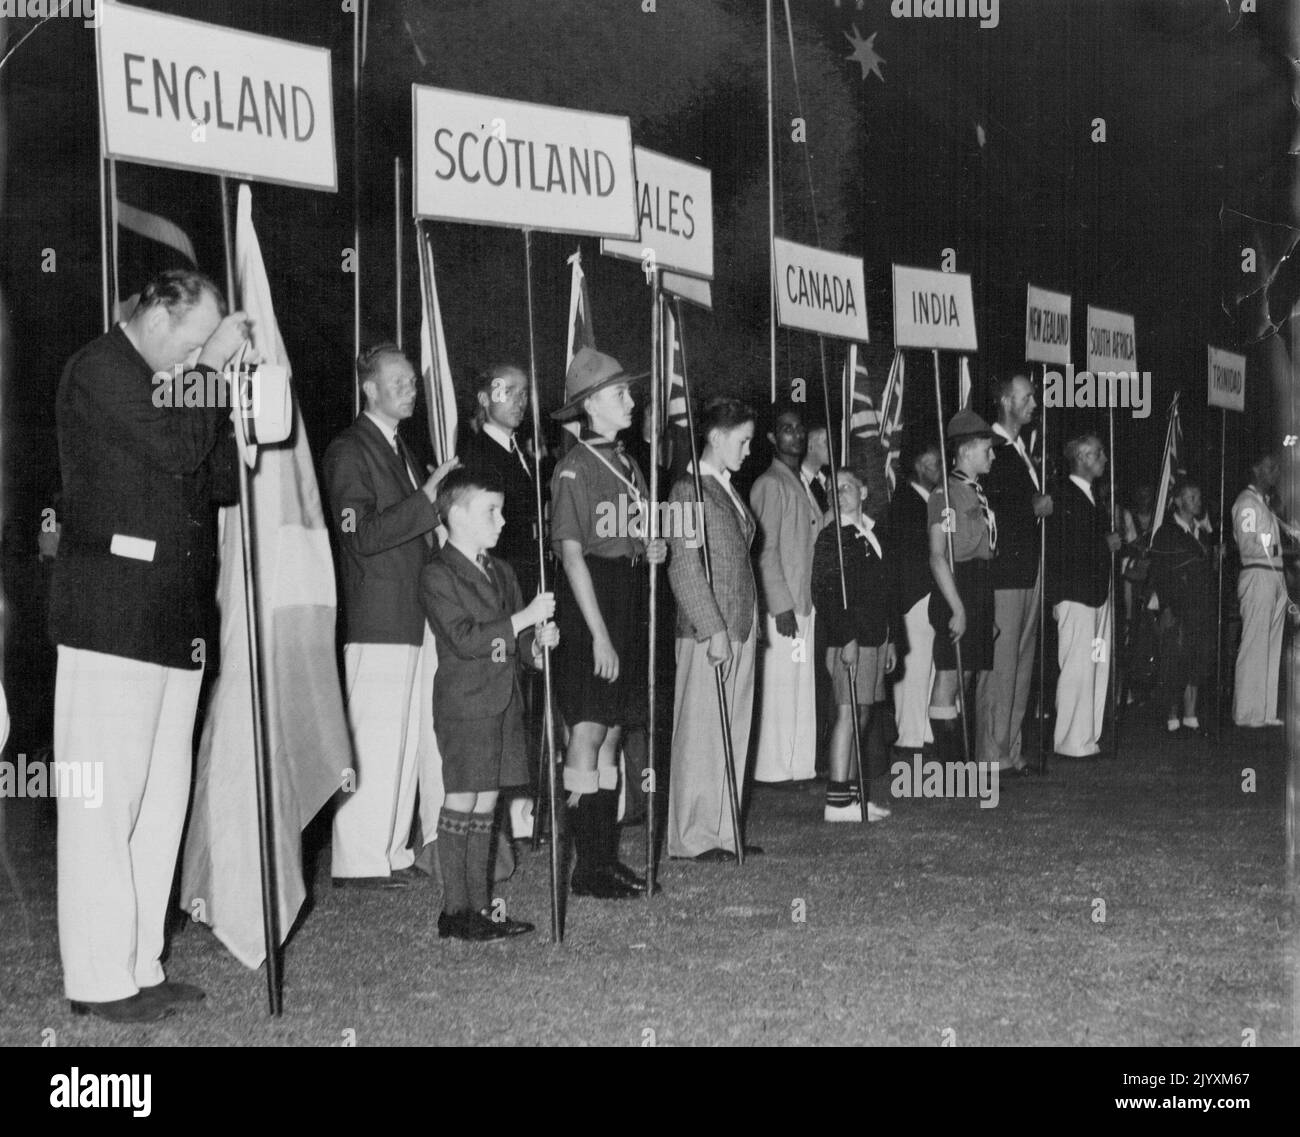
892,264,977,351
413,86,636,238
96,1,336,191
773,238,868,342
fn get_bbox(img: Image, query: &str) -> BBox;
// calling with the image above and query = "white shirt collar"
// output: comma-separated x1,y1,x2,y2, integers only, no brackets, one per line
482,421,515,452
992,422,1018,445
699,458,731,484
993,422,1039,488
1069,473,1095,505
910,481,931,502
364,410,399,448
1173,511,1194,536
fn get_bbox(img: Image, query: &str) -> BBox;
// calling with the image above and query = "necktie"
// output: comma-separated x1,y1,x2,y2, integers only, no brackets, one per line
477,552,501,596
394,433,419,490
953,470,997,552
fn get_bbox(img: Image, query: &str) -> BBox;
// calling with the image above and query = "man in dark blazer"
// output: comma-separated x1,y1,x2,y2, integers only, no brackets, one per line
887,441,942,754
50,269,248,1022
325,343,455,887
1046,432,1122,757
977,375,1052,773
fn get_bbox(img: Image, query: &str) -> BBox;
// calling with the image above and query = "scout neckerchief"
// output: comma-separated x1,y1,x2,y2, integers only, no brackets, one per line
951,468,998,552
847,515,882,561
578,434,648,541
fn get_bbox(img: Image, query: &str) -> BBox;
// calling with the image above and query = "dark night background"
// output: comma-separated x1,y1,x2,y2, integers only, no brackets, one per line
0,0,1294,744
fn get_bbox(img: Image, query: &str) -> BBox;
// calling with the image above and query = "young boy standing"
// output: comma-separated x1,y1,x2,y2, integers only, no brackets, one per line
421,468,559,942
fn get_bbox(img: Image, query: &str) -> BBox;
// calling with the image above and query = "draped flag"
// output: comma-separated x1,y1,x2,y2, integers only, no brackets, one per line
841,343,879,457
1149,391,1184,540
661,299,694,480
877,350,906,496
180,184,350,969
562,248,596,440
418,225,458,466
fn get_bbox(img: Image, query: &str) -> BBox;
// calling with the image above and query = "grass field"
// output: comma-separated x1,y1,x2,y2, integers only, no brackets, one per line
0,712,1293,1047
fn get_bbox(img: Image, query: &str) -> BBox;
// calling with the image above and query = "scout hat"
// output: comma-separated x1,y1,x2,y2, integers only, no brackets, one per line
551,348,648,421
946,408,995,441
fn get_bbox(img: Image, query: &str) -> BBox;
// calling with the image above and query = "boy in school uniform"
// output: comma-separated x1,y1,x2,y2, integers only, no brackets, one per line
420,468,559,942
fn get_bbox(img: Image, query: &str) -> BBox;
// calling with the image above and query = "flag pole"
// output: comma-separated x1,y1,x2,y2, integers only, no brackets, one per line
818,337,869,818
676,298,745,863
107,160,122,319
394,157,403,350
351,2,365,416
96,40,111,335
1108,403,1121,760
1215,406,1227,740
644,276,662,899
766,0,777,405
934,350,971,764
219,176,283,1016
1038,362,1049,772
522,229,564,941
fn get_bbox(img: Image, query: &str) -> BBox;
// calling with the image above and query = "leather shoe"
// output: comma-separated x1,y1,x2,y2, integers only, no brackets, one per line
477,909,535,936
570,870,639,899
685,847,736,863
437,910,508,941
70,994,172,1023
332,875,409,890
140,980,205,1006
608,861,662,894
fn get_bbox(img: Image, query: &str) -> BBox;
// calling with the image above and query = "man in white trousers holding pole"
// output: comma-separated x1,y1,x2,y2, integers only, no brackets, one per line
50,270,249,1023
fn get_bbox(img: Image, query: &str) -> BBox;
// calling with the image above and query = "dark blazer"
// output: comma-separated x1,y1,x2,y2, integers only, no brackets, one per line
1047,477,1112,609
812,522,897,648
324,413,440,645
1149,517,1214,621
666,471,758,643
421,543,533,720
457,425,540,594
984,433,1042,590
886,481,933,614
49,326,236,670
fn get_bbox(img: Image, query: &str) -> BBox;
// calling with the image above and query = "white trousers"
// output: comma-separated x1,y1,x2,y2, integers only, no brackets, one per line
1233,569,1287,726
332,627,443,878
892,594,935,749
55,646,203,1002
753,610,818,783
1053,599,1111,757
977,578,1042,768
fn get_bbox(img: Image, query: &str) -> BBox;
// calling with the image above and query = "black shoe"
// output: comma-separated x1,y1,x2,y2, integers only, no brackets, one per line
570,869,639,899
477,908,535,936
679,847,736,863
608,861,663,895
332,875,409,890
438,910,508,941
140,980,205,1006
70,994,172,1023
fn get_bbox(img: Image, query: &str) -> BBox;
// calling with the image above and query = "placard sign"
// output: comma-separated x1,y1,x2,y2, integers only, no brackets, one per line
1086,306,1137,374
412,85,636,238
1207,346,1246,413
773,238,869,342
96,0,337,191
602,148,713,280
891,264,977,352
1025,284,1072,366
663,271,713,311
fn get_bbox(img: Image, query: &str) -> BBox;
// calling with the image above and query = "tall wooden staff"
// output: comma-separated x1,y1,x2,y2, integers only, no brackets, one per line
522,230,565,941
644,273,662,898
934,350,972,764
1038,362,1050,771
676,298,746,862
219,176,283,1016
1214,407,1227,739
1107,404,1121,759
